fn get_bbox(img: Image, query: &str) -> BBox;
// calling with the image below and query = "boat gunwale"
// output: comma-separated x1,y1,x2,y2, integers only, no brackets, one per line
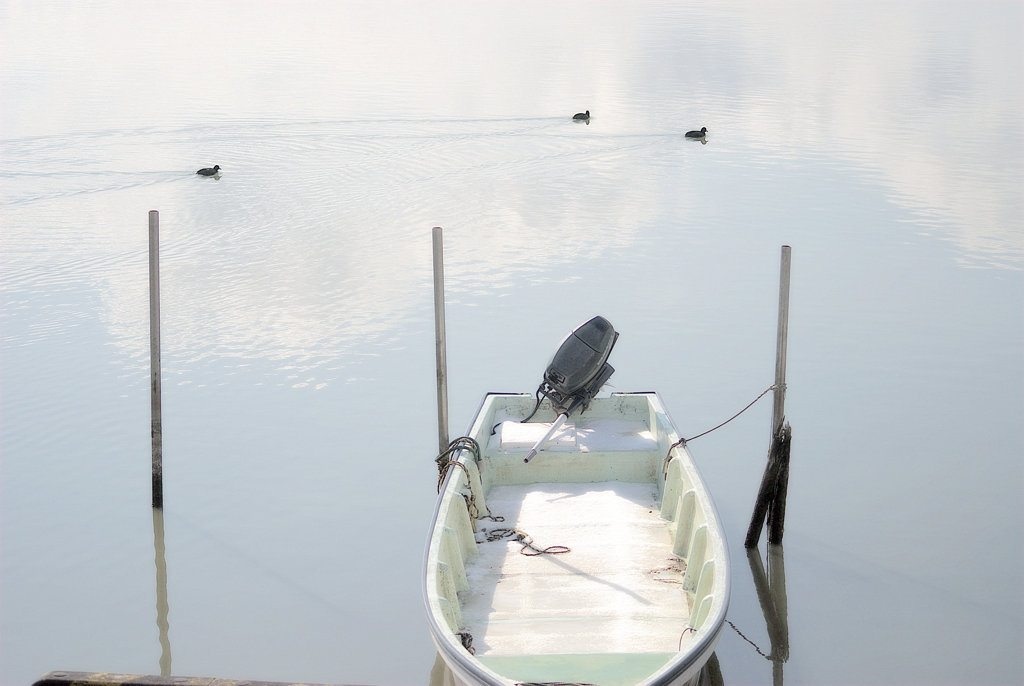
423,391,731,686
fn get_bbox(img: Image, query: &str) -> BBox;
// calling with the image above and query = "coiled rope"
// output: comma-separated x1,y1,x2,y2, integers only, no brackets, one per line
435,436,481,491
435,436,505,521
485,527,570,556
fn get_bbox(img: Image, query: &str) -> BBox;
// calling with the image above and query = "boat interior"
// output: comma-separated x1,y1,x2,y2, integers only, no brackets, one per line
428,394,725,686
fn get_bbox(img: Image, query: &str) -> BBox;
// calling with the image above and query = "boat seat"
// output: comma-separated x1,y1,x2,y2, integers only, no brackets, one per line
478,652,677,686
485,421,664,484
493,418,659,452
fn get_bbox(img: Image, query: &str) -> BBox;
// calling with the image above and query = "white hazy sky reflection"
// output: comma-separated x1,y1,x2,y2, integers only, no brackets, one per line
1,2,1021,685
3,1,1021,381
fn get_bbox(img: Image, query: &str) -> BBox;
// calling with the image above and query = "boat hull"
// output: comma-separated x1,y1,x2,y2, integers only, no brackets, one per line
424,393,730,686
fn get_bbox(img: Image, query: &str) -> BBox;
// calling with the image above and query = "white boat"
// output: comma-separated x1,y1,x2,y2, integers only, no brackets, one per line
424,318,730,686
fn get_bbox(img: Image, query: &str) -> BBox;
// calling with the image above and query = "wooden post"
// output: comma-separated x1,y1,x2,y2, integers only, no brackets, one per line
767,436,791,545
149,210,163,510
432,227,450,455
744,423,791,548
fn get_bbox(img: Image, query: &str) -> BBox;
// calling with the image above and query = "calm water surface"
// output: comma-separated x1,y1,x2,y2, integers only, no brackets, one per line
2,2,1021,685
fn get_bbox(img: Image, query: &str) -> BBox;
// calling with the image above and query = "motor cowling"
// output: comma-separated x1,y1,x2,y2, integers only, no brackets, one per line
542,316,618,414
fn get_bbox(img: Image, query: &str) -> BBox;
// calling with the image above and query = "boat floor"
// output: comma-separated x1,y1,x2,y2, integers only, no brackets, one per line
461,481,690,657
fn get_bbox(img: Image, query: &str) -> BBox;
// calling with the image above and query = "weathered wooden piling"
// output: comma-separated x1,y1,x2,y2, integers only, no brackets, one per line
746,246,793,548
767,432,791,545
432,226,450,455
744,423,791,548
32,673,364,686
149,210,163,509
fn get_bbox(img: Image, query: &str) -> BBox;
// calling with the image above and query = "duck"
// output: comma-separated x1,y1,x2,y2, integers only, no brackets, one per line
684,127,708,139
572,110,590,121
196,165,221,176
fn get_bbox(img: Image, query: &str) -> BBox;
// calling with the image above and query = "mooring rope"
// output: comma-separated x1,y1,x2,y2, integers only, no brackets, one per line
670,384,778,451
435,436,481,491
727,619,770,659
435,436,504,521
485,527,570,556
455,631,475,655
439,459,471,493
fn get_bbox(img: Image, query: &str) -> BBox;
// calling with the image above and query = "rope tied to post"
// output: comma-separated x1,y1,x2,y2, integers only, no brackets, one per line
663,383,778,477
435,436,504,521
665,382,777,451
435,436,481,491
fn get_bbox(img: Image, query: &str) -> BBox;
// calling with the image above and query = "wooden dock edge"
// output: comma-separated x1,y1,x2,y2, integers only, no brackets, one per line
33,672,367,686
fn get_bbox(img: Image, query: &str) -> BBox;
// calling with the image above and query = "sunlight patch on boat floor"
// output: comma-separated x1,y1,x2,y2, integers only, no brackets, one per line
461,481,689,656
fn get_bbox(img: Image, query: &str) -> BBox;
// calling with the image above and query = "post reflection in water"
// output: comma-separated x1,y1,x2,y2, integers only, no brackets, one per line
152,508,172,677
746,545,789,685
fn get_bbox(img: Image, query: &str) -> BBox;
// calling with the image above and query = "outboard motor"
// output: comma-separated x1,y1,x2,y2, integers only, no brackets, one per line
524,316,618,463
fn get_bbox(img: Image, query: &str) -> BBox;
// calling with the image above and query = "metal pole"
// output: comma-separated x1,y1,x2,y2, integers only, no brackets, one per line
523,413,568,463
772,246,791,433
149,210,163,509
432,227,450,455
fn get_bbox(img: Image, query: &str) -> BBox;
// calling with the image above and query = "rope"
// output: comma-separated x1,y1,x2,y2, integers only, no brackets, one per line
439,460,471,493
455,631,475,655
669,384,778,452
435,436,502,521
485,528,570,556
435,436,481,491
727,620,770,659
